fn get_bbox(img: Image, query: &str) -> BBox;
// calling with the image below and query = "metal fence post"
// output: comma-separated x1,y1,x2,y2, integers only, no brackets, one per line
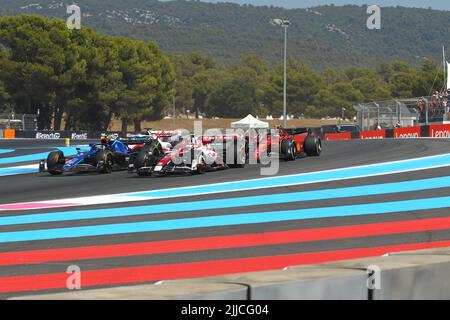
395,100,400,124
396,102,398,123
398,100,403,126
389,107,393,128
360,105,364,130
399,101,403,125
375,103,380,128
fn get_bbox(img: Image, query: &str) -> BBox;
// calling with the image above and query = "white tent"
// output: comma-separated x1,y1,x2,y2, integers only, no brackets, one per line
231,114,269,129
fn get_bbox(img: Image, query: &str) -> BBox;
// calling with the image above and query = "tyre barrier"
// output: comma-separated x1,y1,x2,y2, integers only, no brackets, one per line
324,124,450,141
12,246,450,300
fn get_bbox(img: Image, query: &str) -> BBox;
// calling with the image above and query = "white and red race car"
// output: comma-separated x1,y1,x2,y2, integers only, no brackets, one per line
133,134,246,176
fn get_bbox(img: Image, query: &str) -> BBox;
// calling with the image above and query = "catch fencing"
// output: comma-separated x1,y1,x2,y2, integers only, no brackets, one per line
354,97,448,131
0,113,38,131
323,123,450,141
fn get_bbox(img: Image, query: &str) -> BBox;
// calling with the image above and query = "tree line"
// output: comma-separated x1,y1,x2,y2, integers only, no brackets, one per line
4,1,450,69
0,15,175,132
0,15,445,131
171,52,444,121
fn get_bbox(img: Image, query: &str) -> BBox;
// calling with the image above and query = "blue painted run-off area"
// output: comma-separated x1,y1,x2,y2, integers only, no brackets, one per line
0,167,37,176
131,153,450,199
0,147,90,165
2,175,450,227
1,194,450,243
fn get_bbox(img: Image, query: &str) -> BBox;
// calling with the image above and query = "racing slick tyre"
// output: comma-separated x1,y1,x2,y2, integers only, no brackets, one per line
134,151,155,176
47,151,64,175
229,140,246,168
96,150,113,174
303,134,322,157
193,155,206,175
280,139,296,161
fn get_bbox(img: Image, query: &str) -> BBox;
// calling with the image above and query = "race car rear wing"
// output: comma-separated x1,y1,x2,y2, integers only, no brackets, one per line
280,128,311,135
201,134,243,145
118,137,153,146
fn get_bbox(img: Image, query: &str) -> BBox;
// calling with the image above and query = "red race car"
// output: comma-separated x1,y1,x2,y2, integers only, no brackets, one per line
250,127,322,162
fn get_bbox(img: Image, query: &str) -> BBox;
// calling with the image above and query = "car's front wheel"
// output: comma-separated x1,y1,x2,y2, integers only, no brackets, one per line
281,139,296,161
47,151,64,175
134,151,155,176
96,150,113,174
229,140,246,168
192,155,206,174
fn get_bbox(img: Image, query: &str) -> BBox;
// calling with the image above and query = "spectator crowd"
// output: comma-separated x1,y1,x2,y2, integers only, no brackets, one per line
417,89,450,122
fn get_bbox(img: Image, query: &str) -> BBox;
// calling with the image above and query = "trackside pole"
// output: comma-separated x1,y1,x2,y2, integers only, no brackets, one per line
443,46,446,89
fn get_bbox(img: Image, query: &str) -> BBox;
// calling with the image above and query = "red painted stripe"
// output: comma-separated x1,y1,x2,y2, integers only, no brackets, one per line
1,240,450,293
2,216,450,267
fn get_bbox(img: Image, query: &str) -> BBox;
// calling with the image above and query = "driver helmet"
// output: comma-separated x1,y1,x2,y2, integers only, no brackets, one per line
100,134,109,144
191,136,200,145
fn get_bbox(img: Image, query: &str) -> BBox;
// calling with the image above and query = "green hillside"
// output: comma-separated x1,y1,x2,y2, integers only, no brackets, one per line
1,1,450,69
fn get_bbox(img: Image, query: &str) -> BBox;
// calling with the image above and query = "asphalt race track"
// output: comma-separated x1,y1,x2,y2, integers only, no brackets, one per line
1,138,450,298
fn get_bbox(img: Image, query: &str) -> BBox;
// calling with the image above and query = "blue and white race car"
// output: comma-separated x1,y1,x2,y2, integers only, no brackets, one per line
39,136,142,175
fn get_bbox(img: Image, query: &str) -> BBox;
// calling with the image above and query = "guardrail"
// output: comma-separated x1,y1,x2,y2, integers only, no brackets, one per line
0,129,15,139
323,123,450,141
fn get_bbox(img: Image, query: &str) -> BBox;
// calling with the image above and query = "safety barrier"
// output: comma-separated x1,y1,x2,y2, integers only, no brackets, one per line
3,130,139,140
12,246,450,300
326,249,450,300
429,124,450,138
323,132,352,141
14,130,106,140
359,129,386,140
12,280,248,300
324,124,450,141
393,126,422,139
207,266,368,300
3,129,15,139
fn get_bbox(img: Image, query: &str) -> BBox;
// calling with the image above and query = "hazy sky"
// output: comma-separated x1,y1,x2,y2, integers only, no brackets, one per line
199,0,450,11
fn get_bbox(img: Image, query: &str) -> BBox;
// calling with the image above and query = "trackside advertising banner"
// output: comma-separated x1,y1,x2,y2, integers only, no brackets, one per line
429,124,450,138
394,126,421,139
15,131,92,139
324,132,352,141
359,130,386,139
14,131,127,140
